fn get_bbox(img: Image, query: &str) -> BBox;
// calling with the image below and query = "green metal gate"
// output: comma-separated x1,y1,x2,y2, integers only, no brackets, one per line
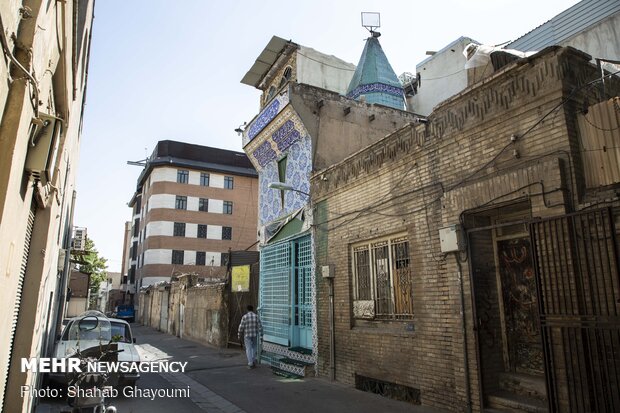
260,234,313,348
260,242,291,346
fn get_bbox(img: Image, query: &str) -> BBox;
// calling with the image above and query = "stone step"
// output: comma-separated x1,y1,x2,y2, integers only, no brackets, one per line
487,390,548,413
260,350,313,378
499,372,547,401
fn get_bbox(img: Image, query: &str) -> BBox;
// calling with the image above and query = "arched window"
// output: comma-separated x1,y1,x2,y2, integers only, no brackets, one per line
278,66,293,89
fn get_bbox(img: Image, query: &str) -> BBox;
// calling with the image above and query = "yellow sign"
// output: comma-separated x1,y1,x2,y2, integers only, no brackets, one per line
231,265,250,292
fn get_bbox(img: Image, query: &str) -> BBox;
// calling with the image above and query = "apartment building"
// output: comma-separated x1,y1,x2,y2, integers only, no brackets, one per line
128,141,258,289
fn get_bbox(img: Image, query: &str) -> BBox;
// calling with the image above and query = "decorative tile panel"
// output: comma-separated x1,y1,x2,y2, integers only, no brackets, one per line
272,120,301,152
243,91,290,146
347,82,404,99
258,134,311,226
253,141,277,168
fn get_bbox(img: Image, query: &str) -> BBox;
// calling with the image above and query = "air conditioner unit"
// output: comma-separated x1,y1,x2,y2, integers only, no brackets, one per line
24,113,62,186
73,227,87,251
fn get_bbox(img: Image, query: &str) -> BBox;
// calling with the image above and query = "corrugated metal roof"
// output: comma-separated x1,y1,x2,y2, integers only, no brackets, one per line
241,36,291,87
508,0,620,51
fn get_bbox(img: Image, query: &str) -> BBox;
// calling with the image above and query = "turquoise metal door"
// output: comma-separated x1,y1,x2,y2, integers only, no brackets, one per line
292,236,312,349
260,243,291,346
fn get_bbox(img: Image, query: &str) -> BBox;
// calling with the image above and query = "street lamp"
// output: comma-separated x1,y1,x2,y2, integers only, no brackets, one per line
267,182,310,197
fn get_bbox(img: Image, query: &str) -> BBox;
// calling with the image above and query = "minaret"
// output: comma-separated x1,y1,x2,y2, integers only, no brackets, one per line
346,20,405,111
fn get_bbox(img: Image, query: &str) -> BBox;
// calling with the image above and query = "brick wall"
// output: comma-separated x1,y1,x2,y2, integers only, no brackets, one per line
312,47,620,411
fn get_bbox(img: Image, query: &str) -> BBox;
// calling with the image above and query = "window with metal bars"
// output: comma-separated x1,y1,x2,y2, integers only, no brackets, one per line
173,222,186,237
196,251,206,266
197,224,207,239
352,234,413,320
172,250,184,265
222,226,232,240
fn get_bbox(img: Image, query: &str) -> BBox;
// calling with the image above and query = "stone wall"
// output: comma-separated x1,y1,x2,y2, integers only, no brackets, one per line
138,277,229,348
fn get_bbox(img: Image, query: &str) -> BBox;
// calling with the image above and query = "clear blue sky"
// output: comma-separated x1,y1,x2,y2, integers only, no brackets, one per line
74,0,580,272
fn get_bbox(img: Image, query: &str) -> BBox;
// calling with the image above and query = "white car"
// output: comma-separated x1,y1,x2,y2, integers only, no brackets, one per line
50,311,141,386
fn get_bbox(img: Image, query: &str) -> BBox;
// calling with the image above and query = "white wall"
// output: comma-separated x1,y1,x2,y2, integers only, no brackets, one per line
143,248,222,266
145,221,226,239
410,37,475,116
297,46,356,95
149,166,230,189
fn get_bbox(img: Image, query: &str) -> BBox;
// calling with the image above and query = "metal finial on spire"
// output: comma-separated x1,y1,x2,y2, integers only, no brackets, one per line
361,12,381,37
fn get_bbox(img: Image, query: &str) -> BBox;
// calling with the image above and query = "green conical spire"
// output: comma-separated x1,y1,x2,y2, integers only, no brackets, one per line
346,34,405,110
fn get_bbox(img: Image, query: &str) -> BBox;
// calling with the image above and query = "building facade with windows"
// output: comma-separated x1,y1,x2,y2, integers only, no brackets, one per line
241,35,417,376
312,46,620,412
128,141,258,290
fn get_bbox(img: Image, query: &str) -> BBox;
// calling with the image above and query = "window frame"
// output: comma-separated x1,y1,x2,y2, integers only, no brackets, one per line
222,226,232,240
196,251,206,266
200,172,210,187
351,233,413,320
199,198,208,212
171,250,184,265
224,176,234,190
197,224,207,239
173,222,186,237
175,195,187,210
223,201,233,215
177,170,189,184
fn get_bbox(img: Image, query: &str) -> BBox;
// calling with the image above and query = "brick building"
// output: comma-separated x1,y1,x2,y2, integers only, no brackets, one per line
241,35,418,376
312,46,620,412
128,141,258,290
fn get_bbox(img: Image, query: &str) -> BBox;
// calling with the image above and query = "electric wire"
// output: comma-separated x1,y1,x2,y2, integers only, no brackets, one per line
318,70,620,232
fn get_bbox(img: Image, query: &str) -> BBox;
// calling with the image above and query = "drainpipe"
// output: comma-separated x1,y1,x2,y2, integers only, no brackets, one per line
455,254,472,413
328,277,335,381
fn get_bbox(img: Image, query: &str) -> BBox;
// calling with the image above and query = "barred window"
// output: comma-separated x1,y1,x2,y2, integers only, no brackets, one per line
224,176,234,189
196,251,206,266
177,170,189,184
199,198,208,212
197,224,207,239
223,201,233,214
222,226,232,240
200,173,210,187
221,252,229,267
352,235,413,320
175,196,187,210
173,222,186,237
172,250,184,265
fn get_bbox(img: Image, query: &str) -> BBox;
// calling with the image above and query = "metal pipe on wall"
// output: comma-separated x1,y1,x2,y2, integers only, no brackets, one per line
455,254,472,413
328,277,335,381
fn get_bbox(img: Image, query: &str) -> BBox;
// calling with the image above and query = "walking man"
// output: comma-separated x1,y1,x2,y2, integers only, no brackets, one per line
238,304,263,369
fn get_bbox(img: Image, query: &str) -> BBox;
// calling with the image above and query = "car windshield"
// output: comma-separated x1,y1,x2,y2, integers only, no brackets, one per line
110,322,132,343
67,315,112,343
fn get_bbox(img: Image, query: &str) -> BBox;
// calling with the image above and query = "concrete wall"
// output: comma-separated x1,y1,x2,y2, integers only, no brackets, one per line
0,1,94,411
312,47,618,411
410,37,476,116
138,279,229,348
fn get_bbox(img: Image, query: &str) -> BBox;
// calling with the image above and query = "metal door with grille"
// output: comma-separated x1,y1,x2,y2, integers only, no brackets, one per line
260,242,291,346
293,236,312,348
530,208,620,412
